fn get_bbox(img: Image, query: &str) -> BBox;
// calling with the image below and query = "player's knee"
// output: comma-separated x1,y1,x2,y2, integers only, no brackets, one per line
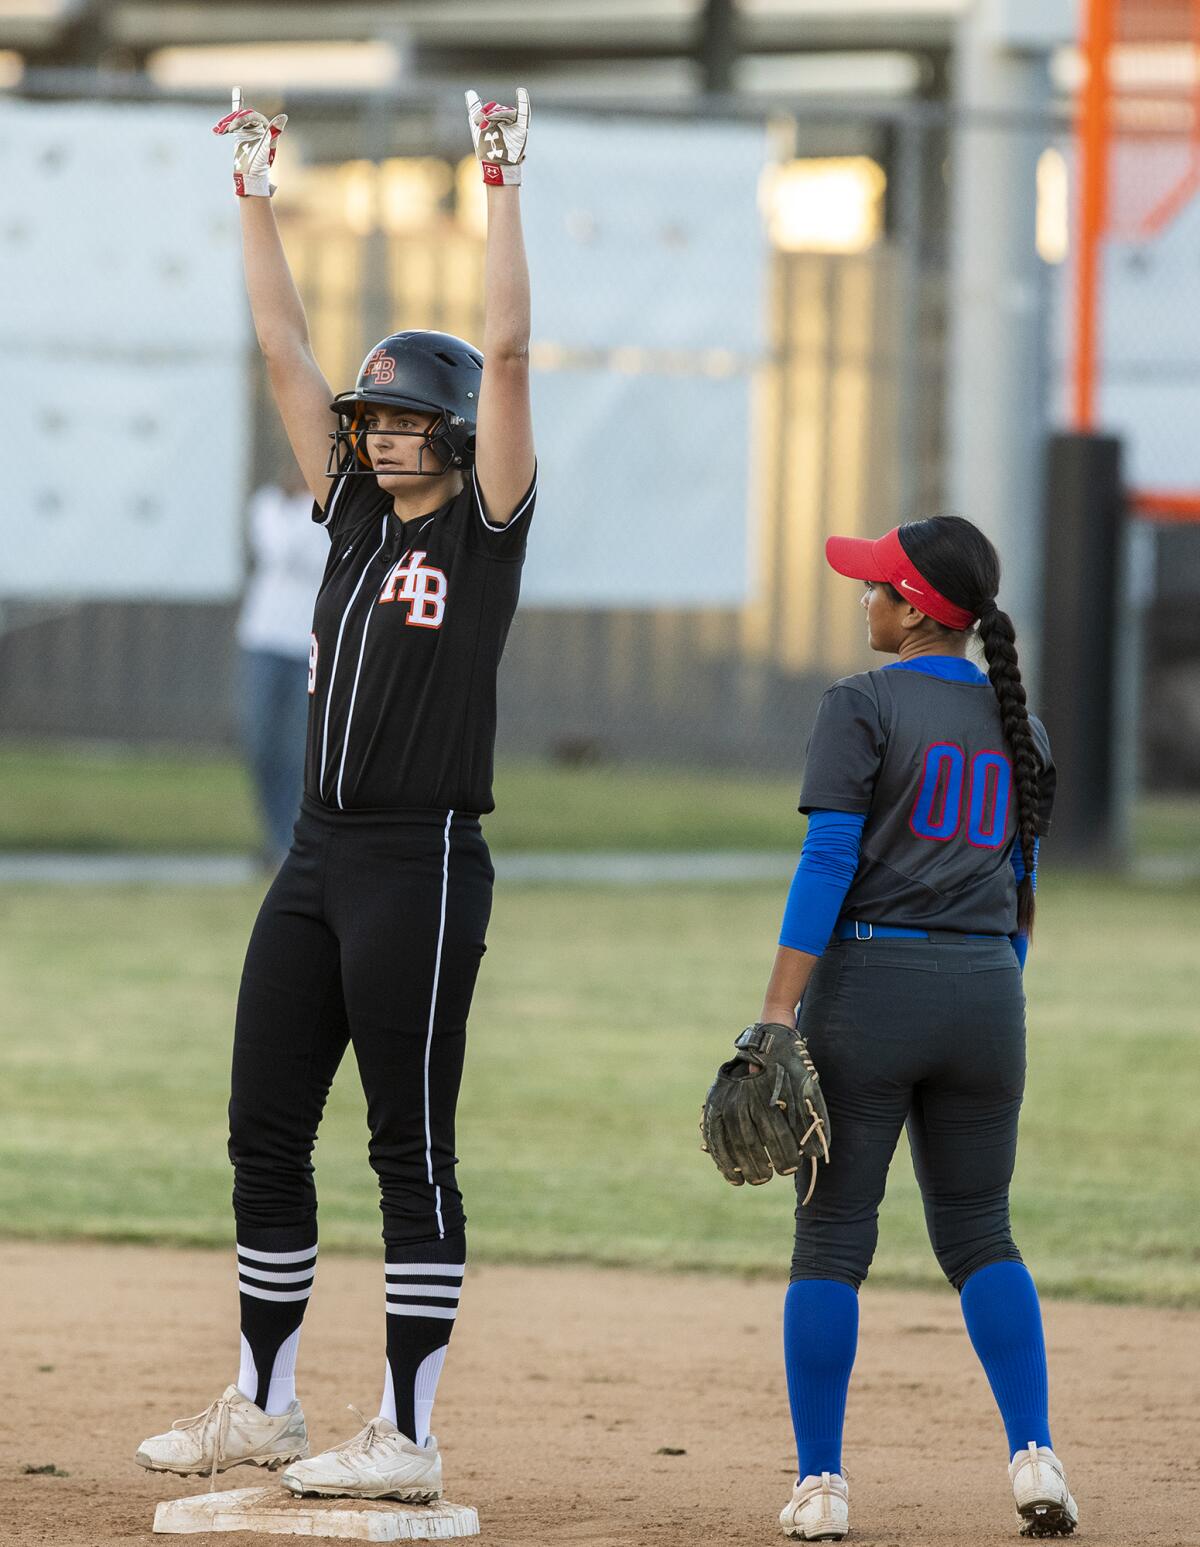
790,1230,874,1290
788,1264,863,1290
228,1125,317,1225
383,1224,468,1255
376,1182,465,1242
228,1104,315,1166
792,1197,879,1291
923,1184,1019,1289
368,1143,462,1228
936,1239,1022,1291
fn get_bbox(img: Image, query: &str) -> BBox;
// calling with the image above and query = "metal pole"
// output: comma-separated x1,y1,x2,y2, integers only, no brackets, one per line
945,4,1055,685
1040,432,1125,864
26,0,114,69
893,115,924,524
698,0,739,95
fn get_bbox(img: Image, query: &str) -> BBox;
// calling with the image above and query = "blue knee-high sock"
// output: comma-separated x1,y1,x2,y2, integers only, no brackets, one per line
783,1279,859,1480
960,1261,1052,1458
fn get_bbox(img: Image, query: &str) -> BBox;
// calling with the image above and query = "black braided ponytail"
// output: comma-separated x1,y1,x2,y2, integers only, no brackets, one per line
894,515,1041,935
975,602,1040,933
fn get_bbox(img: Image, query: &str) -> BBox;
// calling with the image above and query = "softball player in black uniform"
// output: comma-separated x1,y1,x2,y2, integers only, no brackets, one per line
136,87,535,1502
743,518,1077,1540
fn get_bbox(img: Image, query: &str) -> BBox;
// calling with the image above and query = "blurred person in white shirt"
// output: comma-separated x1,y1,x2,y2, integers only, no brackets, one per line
236,460,328,865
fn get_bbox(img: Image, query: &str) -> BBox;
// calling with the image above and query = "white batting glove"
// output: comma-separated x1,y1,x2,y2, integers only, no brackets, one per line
211,87,288,198
465,88,529,186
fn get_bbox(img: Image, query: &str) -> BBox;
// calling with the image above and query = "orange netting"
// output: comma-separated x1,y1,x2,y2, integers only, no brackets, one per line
1074,0,1200,484
1107,0,1200,238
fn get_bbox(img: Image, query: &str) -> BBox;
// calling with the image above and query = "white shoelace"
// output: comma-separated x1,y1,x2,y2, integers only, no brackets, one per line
329,1405,390,1463
169,1392,235,1492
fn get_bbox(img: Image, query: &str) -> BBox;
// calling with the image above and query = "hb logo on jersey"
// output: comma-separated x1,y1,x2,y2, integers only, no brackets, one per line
378,551,447,628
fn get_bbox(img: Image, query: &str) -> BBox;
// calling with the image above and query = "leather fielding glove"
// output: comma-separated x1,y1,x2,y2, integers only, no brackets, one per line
212,87,288,198
701,1023,831,1204
465,87,530,186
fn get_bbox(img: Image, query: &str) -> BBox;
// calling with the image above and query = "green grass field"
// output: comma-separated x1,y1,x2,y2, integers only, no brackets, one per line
4,739,1200,857
2,869,1197,1306
0,742,803,853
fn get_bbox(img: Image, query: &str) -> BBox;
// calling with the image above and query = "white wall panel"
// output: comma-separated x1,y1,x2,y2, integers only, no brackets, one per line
519,112,768,607
0,99,248,600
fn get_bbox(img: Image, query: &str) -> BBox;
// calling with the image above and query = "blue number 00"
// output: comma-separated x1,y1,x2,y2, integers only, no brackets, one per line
909,745,1011,848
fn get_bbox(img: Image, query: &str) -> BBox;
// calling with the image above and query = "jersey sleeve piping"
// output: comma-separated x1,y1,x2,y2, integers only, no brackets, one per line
472,465,537,534
315,469,349,530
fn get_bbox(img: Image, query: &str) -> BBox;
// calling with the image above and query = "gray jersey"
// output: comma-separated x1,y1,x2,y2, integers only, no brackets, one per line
798,663,1055,935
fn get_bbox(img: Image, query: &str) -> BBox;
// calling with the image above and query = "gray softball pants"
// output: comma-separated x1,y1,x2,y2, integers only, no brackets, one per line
791,936,1027,1291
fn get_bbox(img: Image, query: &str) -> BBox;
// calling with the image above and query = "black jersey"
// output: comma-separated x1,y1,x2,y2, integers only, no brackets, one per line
304,464,536,814
799,660,1055,935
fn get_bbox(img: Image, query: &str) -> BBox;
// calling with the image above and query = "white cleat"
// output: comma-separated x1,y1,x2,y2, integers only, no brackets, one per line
281,1415,443,1502
1009,1442,1079,1537
134,1384,308,1482
780,1471,849,1541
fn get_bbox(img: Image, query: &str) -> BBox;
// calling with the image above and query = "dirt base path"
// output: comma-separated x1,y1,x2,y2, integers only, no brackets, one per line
4,1242,1198,1547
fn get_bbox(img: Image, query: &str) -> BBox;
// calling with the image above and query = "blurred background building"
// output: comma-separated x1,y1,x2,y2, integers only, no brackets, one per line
2,0,1199,813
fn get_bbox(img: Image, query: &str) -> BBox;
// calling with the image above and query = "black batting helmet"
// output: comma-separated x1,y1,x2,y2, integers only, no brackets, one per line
328,330,484,477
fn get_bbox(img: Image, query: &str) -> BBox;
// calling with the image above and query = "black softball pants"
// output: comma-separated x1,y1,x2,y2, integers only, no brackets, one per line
792,936,1027,1291
228,800,494,1249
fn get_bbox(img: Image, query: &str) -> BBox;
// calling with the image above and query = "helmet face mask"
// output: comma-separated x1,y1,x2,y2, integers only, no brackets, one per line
327,331,482,480
328,403,471,480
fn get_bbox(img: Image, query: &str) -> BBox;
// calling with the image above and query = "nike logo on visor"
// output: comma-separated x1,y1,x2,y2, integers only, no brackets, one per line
899,578,924,594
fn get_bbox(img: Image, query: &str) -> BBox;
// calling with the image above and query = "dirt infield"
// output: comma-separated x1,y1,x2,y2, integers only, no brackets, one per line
4,1242,1198,1547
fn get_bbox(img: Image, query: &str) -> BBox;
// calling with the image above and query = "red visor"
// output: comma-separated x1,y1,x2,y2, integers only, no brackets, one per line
824,527,976,631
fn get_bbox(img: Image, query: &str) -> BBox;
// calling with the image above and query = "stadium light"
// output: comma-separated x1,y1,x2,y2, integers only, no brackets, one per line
761,156,886,254
1037,147,1069,264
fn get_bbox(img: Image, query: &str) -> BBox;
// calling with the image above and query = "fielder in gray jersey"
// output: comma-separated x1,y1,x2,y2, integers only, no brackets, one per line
800,662,1054,935
709,515,1078,1543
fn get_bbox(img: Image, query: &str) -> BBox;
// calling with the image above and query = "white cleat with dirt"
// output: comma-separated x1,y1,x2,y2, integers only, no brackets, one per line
134,1385,308,1480
281,1415,443,1502
1009,1442,1079,1537
779,1470,850,1541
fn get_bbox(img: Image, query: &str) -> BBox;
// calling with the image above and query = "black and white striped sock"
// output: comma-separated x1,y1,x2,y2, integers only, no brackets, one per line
379,1239,464,1443
235,1238,318,1415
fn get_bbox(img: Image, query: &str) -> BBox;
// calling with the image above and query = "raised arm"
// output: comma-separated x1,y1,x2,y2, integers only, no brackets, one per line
213,91,337,507
465,89,536,524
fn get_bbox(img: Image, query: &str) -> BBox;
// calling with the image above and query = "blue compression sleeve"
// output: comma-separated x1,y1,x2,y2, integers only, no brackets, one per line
779,810,866,957
1009,837,1040,969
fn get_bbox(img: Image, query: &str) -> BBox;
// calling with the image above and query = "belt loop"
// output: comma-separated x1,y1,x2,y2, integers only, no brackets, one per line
855,920,873,941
